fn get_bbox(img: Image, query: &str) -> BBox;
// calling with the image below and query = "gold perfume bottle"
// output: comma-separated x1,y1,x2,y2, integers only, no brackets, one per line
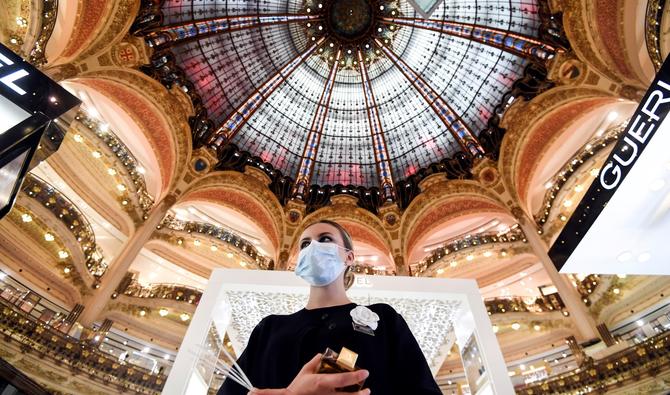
316,347,366,392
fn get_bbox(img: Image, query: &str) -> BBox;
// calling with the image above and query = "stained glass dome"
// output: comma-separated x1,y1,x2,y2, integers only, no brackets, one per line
137,0,560,207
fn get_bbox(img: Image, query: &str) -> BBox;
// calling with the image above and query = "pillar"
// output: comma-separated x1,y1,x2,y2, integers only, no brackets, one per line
517,212,600,341
79,194,177,326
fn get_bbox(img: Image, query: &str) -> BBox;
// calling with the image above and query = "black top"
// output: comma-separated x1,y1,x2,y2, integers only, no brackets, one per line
217,302,441,395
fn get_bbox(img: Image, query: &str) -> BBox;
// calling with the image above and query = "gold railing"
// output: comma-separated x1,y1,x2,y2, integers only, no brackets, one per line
22,173,108,278
120,281,202,305
645,0,666,71
159,216,274,269
534,124,624,228
29,0,59,65
485,293,565,315
517,331,670,394
350,264,390,276
409,227,526,276
74,111,155,218
0,298,165,394
573,274,600,305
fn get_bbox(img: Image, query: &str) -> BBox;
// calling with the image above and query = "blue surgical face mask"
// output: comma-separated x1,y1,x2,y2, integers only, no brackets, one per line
295,240,347,287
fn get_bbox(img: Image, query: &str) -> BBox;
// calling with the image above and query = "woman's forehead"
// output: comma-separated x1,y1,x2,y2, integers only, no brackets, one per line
301,222,341,238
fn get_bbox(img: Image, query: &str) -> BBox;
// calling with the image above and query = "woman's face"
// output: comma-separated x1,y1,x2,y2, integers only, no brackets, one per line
298,222,354,267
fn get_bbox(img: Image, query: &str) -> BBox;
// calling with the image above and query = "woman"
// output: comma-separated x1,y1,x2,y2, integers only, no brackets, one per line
218,220,441,395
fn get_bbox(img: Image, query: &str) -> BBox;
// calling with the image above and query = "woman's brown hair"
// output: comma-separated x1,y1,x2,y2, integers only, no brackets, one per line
311,220,355,290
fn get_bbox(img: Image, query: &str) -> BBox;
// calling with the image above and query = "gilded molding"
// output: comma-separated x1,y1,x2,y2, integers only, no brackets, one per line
289,195,394,258
399,179,508,257
73,67,193,195
59,0,138,62
497,85,616,210
556,0,644,87
182,171,286,250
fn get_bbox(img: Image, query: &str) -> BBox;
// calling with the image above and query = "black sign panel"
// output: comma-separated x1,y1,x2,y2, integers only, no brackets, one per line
0,44,79,119
549,55,670,271
0,43,80,219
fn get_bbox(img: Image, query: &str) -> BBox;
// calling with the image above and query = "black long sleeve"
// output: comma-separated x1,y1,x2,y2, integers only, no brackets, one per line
216,303,442,395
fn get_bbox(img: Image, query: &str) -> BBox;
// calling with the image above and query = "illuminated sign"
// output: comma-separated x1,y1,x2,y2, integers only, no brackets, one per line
549,55,670,275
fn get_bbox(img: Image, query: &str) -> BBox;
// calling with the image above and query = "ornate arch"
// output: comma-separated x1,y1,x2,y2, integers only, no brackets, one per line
288,197,393,259
47,0,138,64
180,171,286,252
400,179,509,260
498,85,618,212
556,0,649,87
68,68,193,198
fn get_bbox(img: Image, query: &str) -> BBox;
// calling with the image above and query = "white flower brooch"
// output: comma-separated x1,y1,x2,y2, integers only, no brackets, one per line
350,305,379,336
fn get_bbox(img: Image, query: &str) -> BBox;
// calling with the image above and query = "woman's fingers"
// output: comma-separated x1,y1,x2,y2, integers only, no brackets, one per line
338,389,370,395
317,369,369,389
247,388,285,395
299,353,323,374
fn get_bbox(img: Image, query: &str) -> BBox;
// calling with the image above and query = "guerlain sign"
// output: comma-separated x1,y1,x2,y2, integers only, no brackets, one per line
549,55,670,275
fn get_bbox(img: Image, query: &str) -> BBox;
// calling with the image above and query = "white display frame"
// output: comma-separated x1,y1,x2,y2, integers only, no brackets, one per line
164,269,513,395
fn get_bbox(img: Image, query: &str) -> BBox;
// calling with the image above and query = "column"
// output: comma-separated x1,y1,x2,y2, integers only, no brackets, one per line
79,194,177,326
517,212,600,341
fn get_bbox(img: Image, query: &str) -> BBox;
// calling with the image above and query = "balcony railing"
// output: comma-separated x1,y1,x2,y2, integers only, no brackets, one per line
409,227,526,276
0,271,172,393
120,281,202,305
517,331,670,394
28,0,59,65
159,216,274,270
22,173,108,278
573,274,600,305
0,297,165,394
534,124,624,228
485,293,565,315
74,111,155,219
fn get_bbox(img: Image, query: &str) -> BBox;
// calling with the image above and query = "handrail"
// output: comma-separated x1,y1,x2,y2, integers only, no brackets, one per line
534,124,624,227
29,0,59,66
159,216,274,269
485,293,565,315
517,331,670,394
22,173,108,278
0,297,165,394
120,281,203,305
74,111,155,218
409,227,526,276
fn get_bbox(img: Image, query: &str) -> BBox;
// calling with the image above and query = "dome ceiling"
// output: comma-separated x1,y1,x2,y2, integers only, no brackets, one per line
136,0,561,208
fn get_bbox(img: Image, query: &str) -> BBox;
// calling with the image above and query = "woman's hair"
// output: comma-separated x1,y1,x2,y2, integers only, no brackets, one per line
310,220,355,290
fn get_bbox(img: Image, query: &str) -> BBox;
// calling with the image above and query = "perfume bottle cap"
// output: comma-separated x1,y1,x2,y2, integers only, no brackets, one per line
336,347,358,370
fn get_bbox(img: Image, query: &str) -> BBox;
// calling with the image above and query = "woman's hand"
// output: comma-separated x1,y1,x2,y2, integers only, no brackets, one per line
248,353,370,395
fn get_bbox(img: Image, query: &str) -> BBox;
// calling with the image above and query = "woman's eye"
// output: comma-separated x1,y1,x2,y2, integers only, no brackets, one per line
319,235,333,243
300,240,311,249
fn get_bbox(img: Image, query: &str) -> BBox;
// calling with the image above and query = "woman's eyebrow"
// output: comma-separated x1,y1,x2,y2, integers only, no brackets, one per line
300,232,334,243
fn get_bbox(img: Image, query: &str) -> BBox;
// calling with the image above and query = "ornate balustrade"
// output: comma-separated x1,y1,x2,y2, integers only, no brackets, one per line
409,227,526,276
73,111,155,219
534,124,624,228
485,293,565,315
119,281,202,305
645,0,667,71
22,173,108,278
28,0,59,65
350,264,390,276
573,274,600,305
158,216,274,270
0,297,166,394
517,331,670,394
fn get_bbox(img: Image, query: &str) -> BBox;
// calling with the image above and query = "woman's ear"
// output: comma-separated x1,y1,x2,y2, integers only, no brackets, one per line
345,250,355,266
